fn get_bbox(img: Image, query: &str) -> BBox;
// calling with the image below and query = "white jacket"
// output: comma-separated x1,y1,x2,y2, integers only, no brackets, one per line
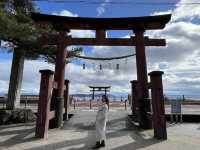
95,103,108,141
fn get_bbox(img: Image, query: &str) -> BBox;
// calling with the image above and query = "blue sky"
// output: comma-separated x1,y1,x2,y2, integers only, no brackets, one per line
1,0,200,97
36,0,176,17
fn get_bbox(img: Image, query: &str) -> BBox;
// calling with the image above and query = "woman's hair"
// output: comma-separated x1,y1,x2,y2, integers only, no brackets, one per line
102,95,109,106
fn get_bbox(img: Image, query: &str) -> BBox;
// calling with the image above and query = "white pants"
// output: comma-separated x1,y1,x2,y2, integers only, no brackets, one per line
96,118,107,141
95,104,108,141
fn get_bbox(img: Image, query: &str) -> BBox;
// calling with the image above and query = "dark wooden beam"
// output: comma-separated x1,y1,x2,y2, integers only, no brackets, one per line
89,86,111,89
90,90,110,92
31,12,171,30
39,35,166,47
63,37,166,46
96,29,106,40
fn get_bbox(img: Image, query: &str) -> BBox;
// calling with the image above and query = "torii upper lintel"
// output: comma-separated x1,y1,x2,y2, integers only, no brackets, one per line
31,12,171,30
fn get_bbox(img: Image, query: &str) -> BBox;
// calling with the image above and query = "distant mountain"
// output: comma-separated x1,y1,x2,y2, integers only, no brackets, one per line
71,93,116,97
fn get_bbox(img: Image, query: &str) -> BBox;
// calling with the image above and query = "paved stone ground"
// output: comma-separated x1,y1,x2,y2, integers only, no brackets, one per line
0,108,200,150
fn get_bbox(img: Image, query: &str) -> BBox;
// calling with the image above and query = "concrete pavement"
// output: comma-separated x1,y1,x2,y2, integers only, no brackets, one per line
0,108,200,150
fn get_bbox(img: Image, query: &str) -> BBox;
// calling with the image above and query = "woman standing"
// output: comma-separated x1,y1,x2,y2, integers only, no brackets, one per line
92,95,109,149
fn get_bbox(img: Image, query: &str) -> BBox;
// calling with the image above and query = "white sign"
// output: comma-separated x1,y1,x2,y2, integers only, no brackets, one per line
171,100,181,114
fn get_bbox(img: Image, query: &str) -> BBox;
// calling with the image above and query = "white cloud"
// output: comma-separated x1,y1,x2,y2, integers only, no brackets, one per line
0,60,11,93
65,61,135,94
52,10,95,38
70,30,95,38
152,10,172,16
145,17,200,95
96,0,111,16
0,59,54,94
96,7,105,17
52,10,78,17
0,57,135,95
152,0,200,22
173,0,200,21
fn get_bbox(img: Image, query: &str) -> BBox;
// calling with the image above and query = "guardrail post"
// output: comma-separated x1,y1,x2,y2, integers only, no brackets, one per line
3,99,6,109
35,69,54,138
25,98,27,109
74,99,76,110
148,71,167,140
125,100,127,110
64,80,70,120
90,99,92,109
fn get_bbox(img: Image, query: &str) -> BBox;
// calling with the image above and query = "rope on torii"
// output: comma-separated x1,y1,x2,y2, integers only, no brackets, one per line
73,53,136,61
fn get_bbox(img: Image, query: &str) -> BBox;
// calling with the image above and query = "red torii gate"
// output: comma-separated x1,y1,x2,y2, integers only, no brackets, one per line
89,86,111,109
89,86,111,97
31,13,171,138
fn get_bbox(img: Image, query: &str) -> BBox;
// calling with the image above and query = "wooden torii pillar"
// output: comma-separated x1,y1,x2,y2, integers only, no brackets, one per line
134,29,152,129
149,71,167,139
50,31,69,128
64,79,70,121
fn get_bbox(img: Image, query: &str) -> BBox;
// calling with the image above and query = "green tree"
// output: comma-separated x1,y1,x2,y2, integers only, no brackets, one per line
0,1,81,109
0,0,40,109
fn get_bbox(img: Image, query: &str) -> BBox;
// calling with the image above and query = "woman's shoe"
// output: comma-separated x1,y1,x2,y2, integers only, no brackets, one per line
92,141,101,149
100,140,105,147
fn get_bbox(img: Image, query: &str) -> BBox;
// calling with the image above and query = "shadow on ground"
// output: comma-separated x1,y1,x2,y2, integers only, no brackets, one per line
0,110,164,150
0,123,36,148
28,124,163,150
